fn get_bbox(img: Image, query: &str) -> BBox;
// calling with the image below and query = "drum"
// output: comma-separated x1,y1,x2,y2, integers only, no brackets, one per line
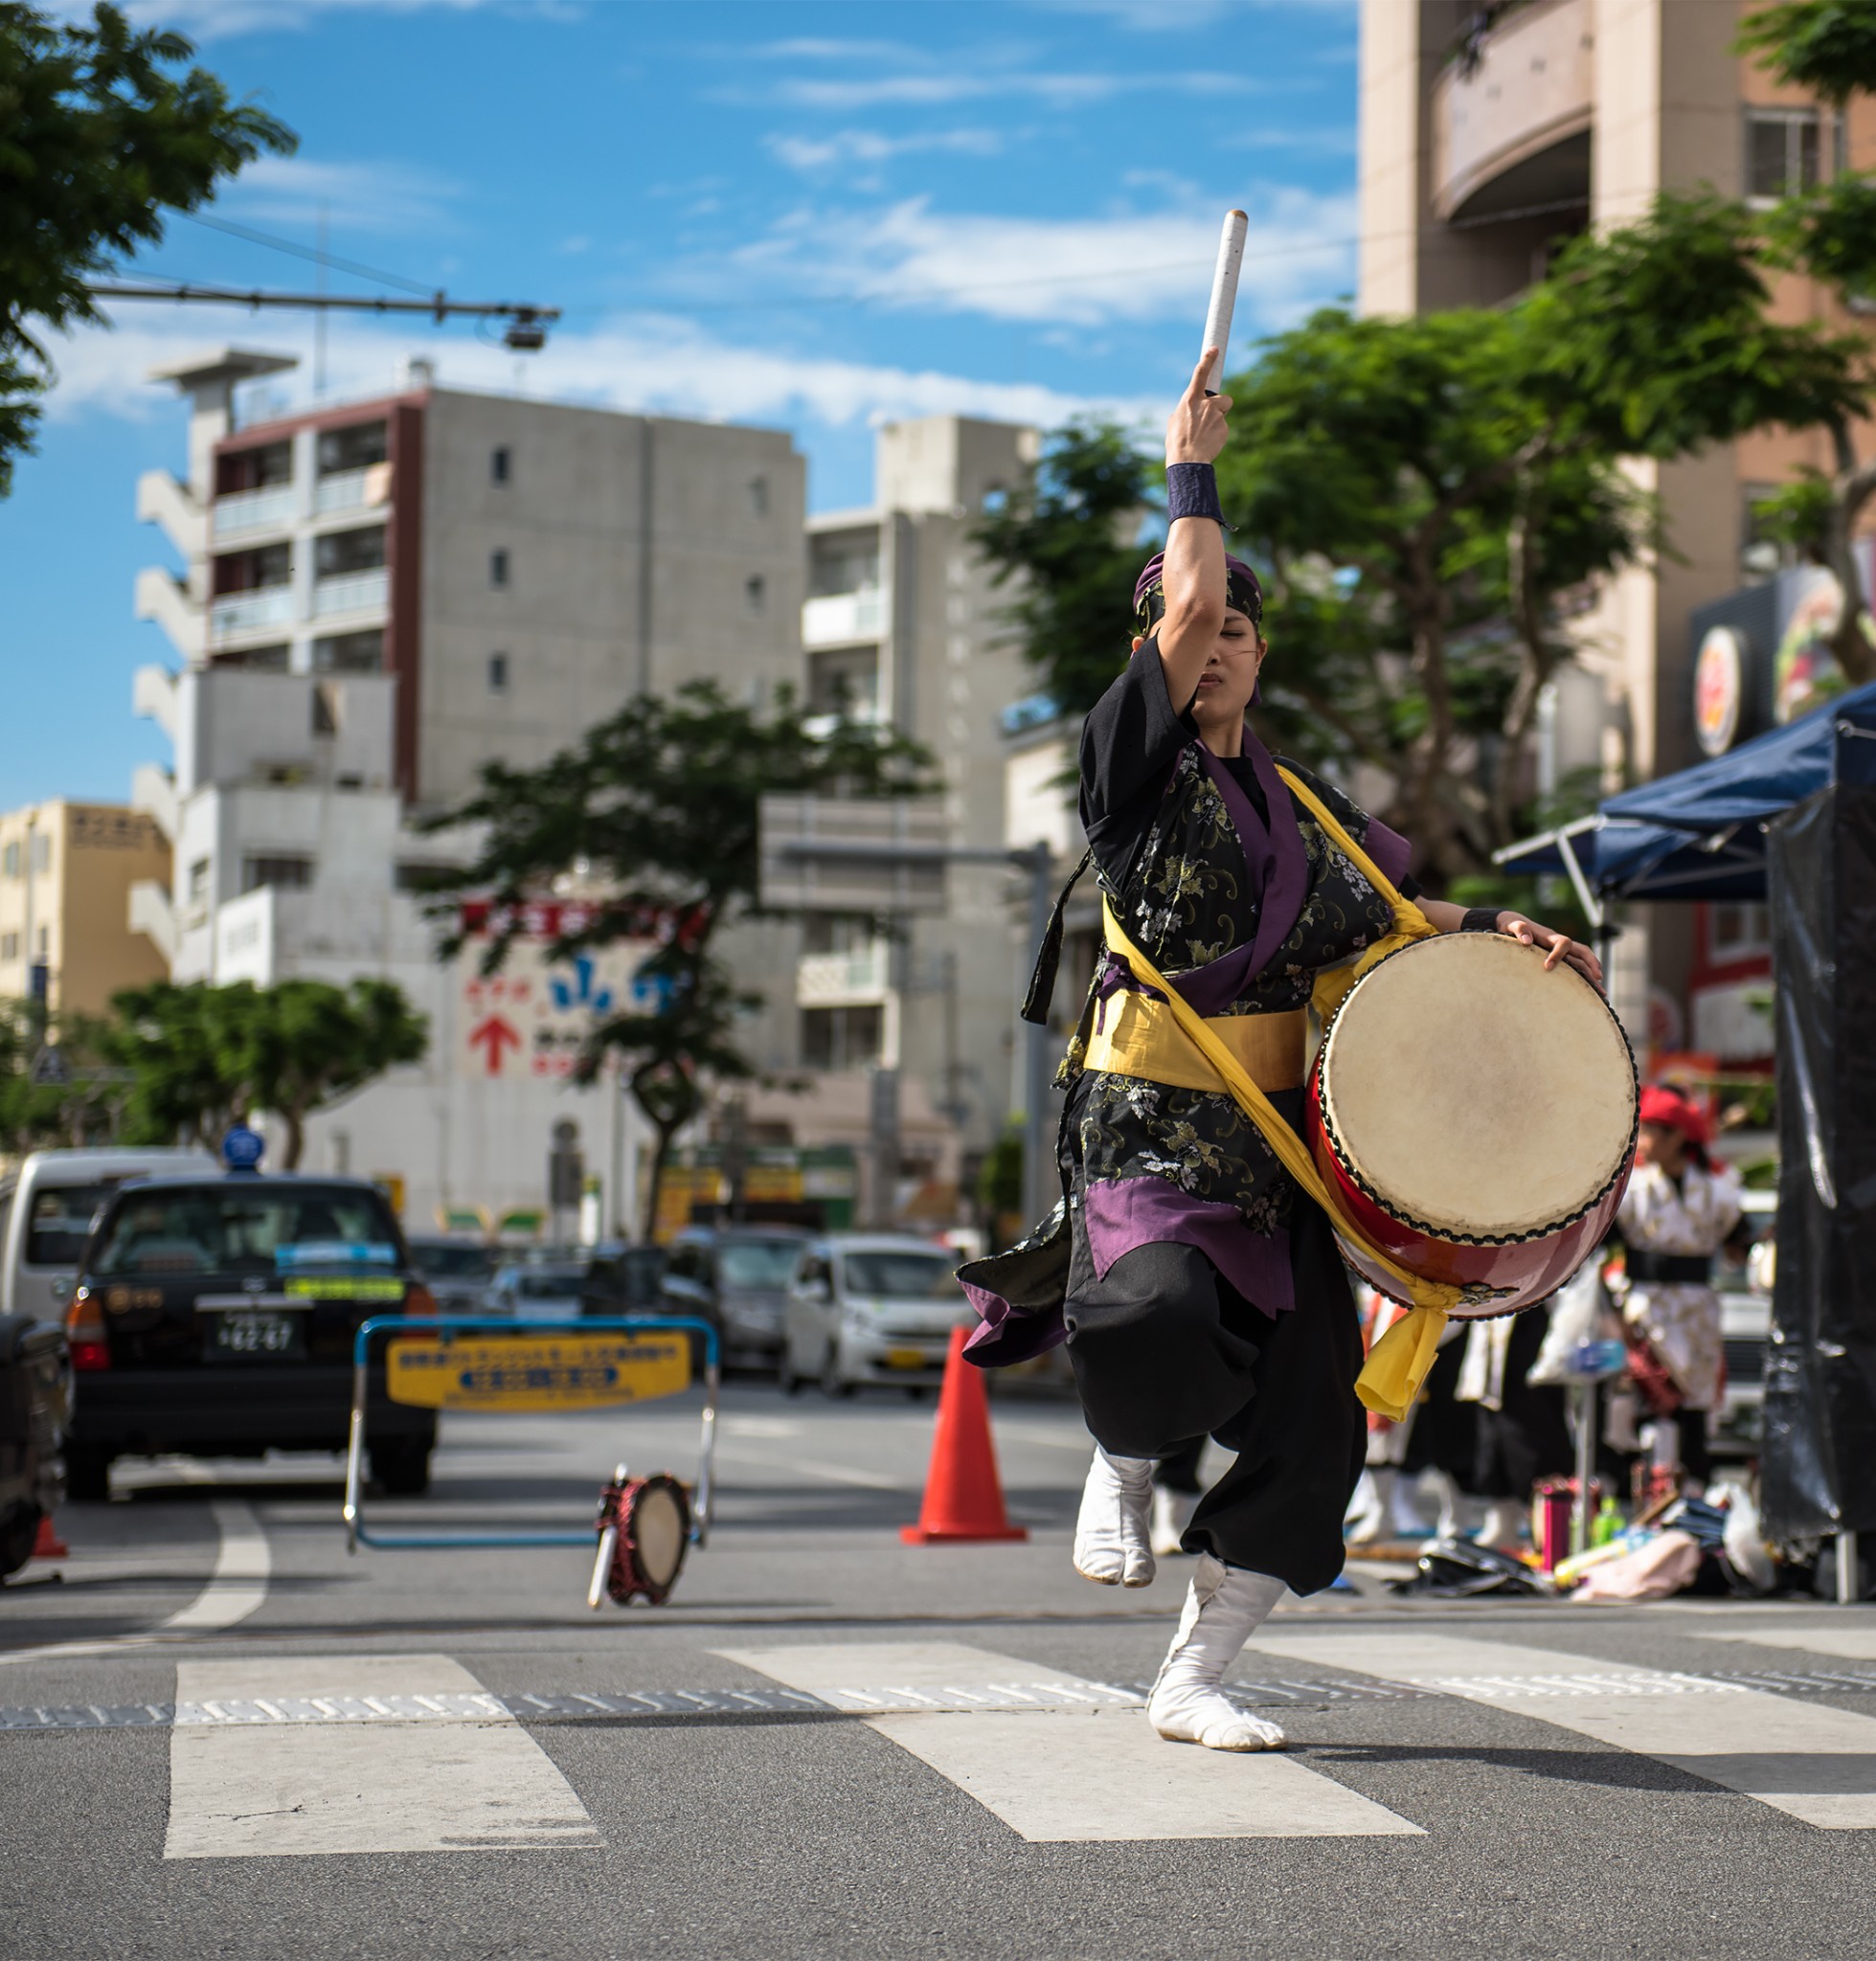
1306,933,1637,1318
589,1469,692,1608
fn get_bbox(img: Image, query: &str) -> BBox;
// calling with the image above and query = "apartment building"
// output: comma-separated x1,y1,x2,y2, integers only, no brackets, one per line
131,349,806,1226
1358,0,1876,1044
0,800,170,1018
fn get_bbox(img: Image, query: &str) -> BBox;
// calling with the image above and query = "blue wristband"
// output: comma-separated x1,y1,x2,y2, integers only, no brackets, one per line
1165,462,1225,527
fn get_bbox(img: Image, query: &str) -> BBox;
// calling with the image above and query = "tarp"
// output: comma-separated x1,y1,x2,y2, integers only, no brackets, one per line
1762,784,1876,1542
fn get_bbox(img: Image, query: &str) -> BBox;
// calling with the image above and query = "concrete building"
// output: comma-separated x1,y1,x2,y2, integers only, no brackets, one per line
132,349,807,1228
735,417,1045,1223
0,800,170,1017
1357,0,1876,1046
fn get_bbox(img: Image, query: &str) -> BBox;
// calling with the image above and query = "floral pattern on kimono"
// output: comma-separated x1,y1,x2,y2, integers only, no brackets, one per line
1616,1159,1743,1413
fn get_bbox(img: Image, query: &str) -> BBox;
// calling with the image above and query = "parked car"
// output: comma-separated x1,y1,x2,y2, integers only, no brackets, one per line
659,1226,807,1372
0,1148,218,1323
404,1236,498,1314
60,1170,438,1499
1713,1188,1777,1460
580,1244,668,1316
484,1257,591,1324
780,1233,975,1398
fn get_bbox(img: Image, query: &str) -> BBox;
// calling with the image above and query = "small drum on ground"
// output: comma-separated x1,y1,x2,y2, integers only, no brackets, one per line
589,1467,692,1609
1307,933,1637,1317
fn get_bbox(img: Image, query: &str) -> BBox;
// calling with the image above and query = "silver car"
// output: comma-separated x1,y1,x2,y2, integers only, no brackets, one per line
780,1234,974,1398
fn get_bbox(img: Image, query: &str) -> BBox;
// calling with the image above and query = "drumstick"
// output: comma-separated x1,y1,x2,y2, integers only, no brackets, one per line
1201,209,1248,396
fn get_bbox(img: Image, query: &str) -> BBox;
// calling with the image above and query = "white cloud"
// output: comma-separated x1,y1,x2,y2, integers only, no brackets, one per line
718,191,1356,331
44,304,1156,444
766,128,1008,175
213,155,463,235
725,67,1243,111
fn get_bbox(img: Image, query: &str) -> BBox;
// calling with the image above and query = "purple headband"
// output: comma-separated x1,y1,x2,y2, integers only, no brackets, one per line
1133,552,1263,631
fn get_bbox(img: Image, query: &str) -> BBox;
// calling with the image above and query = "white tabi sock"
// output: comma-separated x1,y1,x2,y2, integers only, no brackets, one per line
1150,1483,1200,1558
1073,1445,1156,1587
1147,1554,1288,1751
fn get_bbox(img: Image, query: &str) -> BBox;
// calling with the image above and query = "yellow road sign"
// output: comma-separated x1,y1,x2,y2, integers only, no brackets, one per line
385,1333,690,1411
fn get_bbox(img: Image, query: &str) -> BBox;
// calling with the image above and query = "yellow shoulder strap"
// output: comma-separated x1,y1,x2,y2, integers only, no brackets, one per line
1100,885,1453,1420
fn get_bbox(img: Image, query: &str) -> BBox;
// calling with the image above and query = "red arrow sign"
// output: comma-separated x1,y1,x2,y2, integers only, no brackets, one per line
467,1013,522,1076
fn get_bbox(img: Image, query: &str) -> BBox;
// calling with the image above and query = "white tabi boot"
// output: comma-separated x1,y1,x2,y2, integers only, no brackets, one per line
1073,1446,1156,1587
1150,1483,1200,1558
1147,1554,1288,1751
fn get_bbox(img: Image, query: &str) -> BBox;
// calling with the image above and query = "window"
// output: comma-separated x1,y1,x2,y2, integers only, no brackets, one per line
748,475,768,517
313,630,383,674
2,843,17,879
490,549,509,587
27,1183,122,1266
1710,904,1771,958
188,857,211,904
314,526,386,577
310,682,340,737
491,445,511,485
1747,106,1820,202
0,934,15,960
488,652,509,693
801,1003,883,1071
30,834,50,874
841,1250,955,1299
745,575,766,613
317,420,388,476
90,1183,400,1278
240,853,314,893
394,861,454,892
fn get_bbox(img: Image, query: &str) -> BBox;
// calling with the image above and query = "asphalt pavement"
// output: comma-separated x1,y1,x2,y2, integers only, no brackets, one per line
3,1380,1874,1961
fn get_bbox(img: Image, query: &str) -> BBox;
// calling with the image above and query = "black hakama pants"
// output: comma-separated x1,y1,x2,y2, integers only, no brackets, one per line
1061,1096,1366,1597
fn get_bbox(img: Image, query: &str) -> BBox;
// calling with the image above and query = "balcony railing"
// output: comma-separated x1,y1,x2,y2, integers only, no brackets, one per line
211,586,294,643
797,942,892,1006
803,589,885,648
213,485,296,538
311,567,389,619
315,465,389,517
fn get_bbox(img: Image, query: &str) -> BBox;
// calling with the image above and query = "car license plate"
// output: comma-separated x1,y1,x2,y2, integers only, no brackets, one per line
205,1308,304,1361
883,1347,932,1371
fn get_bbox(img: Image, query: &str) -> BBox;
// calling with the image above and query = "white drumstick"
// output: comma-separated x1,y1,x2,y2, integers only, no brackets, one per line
1201,209,1248,395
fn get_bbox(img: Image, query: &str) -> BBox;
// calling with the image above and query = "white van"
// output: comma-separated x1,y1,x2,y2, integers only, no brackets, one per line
0,1148,218,1322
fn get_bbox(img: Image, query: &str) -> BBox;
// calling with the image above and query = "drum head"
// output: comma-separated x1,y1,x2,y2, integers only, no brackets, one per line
611,1475,691,1605
1319,935,1635,1242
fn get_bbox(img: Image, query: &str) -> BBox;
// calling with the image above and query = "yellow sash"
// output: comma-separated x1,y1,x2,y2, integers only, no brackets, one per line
1095,767,1453,1420
1082,993,1306,1094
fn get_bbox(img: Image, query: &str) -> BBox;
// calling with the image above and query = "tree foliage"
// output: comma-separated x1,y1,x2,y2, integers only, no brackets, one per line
422,681,934,1237
970,421,1157,719
0,2,295,495
105,978,426,1166
1736,0,1876,103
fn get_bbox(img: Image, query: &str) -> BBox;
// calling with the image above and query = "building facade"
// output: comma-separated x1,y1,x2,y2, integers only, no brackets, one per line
1357,0,1876,1048
0,800,170,1019
131,349,806,1228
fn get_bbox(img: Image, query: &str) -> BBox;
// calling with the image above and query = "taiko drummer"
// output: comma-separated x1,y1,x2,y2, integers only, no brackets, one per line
959,352,1599,1755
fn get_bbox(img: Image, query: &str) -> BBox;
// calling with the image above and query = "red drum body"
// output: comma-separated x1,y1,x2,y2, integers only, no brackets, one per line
1306,934,1637,1318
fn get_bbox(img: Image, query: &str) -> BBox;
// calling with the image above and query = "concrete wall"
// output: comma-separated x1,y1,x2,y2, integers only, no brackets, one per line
415,393,807,806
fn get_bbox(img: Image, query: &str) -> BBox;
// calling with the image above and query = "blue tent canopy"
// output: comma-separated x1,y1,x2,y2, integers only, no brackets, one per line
1495,679,1876,912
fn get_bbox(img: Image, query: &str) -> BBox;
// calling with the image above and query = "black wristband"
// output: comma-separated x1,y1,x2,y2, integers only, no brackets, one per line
1165,462,1225,526
1460,907,1504,934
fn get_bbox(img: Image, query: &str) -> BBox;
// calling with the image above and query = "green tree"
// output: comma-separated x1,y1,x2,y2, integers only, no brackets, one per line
0,2,295,496
422,681,933,1238
0,1000,124,1153
1734,0,1876,685
107,978,426,1166
971,420,1158,719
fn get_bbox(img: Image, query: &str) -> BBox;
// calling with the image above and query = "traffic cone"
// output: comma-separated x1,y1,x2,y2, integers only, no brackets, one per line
33,1514,69,1559
901,1327,1028,1544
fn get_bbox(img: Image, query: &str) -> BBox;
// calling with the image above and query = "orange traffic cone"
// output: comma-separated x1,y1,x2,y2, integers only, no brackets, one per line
901,1327,1028,1544
33,1514,69,1559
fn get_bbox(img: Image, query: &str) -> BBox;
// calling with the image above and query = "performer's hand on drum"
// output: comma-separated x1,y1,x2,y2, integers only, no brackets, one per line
1494,912,1603,990
1166,350,1232,465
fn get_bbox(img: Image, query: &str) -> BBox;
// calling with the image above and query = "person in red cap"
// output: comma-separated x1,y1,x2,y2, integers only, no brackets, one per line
1616,1085,1745,1492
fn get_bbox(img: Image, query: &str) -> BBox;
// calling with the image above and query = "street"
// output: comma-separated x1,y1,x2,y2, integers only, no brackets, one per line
2,1386,1873,1961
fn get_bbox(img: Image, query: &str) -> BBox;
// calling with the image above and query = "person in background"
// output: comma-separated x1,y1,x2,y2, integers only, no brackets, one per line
1615,1085,1748,1494
1454,1304,1573,1547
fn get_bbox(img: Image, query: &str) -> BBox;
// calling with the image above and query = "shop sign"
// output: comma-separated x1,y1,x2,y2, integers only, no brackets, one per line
1694,626,1744,756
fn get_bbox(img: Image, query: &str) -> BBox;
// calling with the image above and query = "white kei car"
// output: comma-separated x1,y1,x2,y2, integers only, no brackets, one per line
780,1234,975,1398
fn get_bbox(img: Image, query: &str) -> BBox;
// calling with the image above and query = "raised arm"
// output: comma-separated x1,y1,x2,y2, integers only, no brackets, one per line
1154,350,1232,713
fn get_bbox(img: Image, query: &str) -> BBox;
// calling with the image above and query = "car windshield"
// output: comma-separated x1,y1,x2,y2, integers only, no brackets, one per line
716,1240,802,1290
842,1251,956,1299
90,1185,400,1278
411,1242,495,1280
26,1182,122,1266
514,1268,585,1298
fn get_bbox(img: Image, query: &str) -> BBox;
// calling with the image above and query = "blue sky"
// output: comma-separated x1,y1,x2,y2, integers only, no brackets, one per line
0,0,1359,810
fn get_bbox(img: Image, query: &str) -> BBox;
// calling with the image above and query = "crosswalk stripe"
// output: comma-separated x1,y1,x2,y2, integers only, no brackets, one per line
1251,1627,1876,1831
165,1656,600,1859
1694,1621,1876,1662
715,1640,1423,1843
